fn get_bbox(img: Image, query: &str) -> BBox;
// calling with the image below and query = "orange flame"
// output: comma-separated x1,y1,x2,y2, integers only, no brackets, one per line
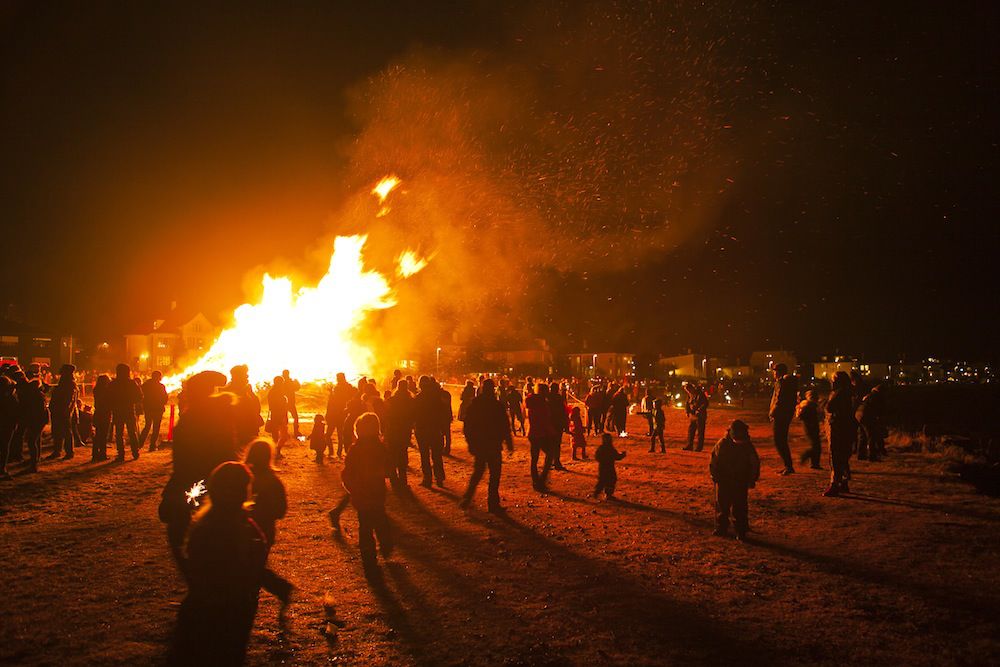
164,177,424,391
371,175,401,217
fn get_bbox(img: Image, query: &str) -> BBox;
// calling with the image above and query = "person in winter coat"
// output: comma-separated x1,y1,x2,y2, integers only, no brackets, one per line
245,439,293,617
383,383,416,490
546,382,569,471
91,374,112,462
709,419,760,541
856,384,886,462
48,364,78,460
594,433,626,499
796,389,823,469
610,387,629,435
683,382,709,452
159,371,238,575
140,370,170,451
310,414,330,464
224,365,263,448
570,405,588,459
266,377,289,457
460,379,514,512
649,399,666,453
525,383,556,491
824,371,856,497
16,374,47,473
326,373,358,459
108,363,143,461
769,364,799,475
413,375,449,487
168,461,267,667
341,413,393,567
0,376,18,480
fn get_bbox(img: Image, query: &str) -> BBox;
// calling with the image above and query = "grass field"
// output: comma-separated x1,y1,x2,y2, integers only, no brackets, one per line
1,398,998,665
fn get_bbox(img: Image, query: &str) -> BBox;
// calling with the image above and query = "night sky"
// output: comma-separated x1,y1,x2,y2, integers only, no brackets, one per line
1,1,997,362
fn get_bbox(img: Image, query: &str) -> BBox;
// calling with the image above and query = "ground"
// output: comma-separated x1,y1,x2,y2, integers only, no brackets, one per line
2,399,999,666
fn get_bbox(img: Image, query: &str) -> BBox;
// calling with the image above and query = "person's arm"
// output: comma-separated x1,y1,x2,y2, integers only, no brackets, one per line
749,444,761,484
709,446,719,482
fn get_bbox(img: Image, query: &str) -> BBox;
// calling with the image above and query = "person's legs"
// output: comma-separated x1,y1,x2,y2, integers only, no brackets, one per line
443,426,452,456
356,509,376,563
93,415,109,460
25,426,41,470
415,432,433,485
126,415,140,457
486,452,502,510
8,425,23,462
462,455,486,505
149,410,164,449
773,418,793,470
733,486,749,536
371,507,392,555
529,438,541,486
328,493,351,531
139,412,152,446
686,419,696,450
48,418,66,459
113,415,126,459
290,403,300,437
261,568,293,603
431,432,445,483
551,433,565,470
715,485,732,534
0,424,12,476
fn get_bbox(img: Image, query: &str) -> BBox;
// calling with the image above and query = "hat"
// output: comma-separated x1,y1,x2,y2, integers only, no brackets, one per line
730,419,750,437
184,370,227,398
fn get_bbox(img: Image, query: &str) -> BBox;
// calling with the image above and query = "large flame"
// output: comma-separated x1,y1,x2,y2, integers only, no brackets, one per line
165,177,425,391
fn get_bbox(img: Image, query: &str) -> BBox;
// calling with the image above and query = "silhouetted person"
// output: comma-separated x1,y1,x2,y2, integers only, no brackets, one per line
91,374,112,461
383,382,415,490
266,376,289,457
48,364,78,460
856,383,885,462
769,363,799,475
570,405,588,459
709,419,760,541
139,370,169,451
108,363,142,461
169,461,267,667
413,375,449,487
639,389,655,436
439,380,453,455
77,402,94,444
797,389,823,469
525,382,556,491
547,382,568,471
310,414,330,464
0,376,17,480
594,433,626,499
341,413,393,568
683,382,708,451
460,378,513,512
824,371,856,497
584,388,602,435
610,387,629,435
342,383,367,453
246,439,293,619
16,374,47,473
225,365,263,447
327,373,357,458
159,371,238,574
281,369,302,438
459,380,476,421
849,369,869,459
505,385,525,436
649,399,666,453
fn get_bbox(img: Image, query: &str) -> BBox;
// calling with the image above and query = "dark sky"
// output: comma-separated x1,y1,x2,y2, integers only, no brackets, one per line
1,1,997,361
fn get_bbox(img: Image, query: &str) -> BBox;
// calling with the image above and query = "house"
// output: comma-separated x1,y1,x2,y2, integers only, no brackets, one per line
125,306,219,374
484,339,553,375
750,350,798,374
658,352,709,379
564,352,636,379
812,356,858,380
0,318,73,370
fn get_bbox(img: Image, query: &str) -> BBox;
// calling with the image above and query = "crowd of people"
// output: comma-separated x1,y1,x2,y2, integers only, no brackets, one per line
0,358,887,664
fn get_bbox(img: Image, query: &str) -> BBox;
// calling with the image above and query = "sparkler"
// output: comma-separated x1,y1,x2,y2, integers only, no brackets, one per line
185,480,207,507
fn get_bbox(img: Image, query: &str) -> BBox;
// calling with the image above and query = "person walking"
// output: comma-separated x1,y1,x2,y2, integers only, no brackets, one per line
341,413,393,568
281,370,302,439
413,375,449,487
48,364,78,460
383,382,416,490
525,382,556,491
460,378,513,513
768,363,799,475
266,376,289,458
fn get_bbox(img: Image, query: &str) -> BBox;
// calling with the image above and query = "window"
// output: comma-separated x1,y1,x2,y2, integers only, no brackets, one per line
32,337,52,349
157,356,172,368
0,335,17,346
157,340,169,350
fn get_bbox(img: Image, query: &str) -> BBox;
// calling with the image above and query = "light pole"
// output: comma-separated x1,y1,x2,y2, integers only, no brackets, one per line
436,346,442,377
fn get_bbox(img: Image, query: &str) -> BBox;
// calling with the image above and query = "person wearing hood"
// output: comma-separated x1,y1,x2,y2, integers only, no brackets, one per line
709,420,761,541
768,363,799,475
460,379,513,513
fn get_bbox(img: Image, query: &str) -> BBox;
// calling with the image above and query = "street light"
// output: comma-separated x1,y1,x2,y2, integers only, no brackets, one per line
436,346,442,377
